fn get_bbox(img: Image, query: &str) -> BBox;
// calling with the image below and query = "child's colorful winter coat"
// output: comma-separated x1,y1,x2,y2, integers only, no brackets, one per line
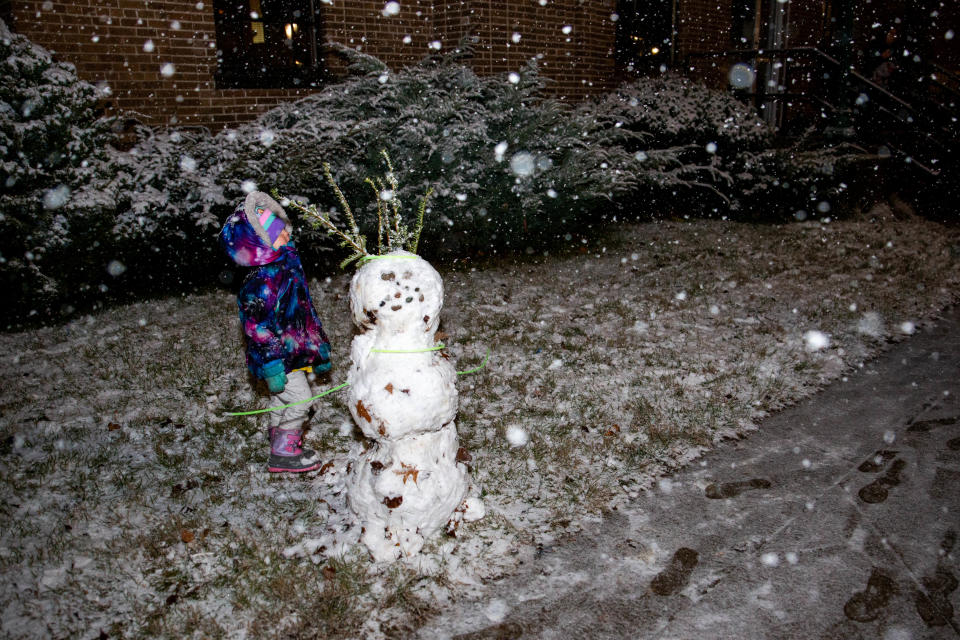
219,192,331,379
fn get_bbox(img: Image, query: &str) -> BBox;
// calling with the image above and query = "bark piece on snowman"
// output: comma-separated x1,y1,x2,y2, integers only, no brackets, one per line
276,153,484,562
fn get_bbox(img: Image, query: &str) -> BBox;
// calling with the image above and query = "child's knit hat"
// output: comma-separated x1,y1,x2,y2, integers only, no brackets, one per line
257,207,286,245
242,191,292,249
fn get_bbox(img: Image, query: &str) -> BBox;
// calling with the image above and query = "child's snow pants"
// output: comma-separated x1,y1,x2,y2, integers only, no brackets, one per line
266,370,313,431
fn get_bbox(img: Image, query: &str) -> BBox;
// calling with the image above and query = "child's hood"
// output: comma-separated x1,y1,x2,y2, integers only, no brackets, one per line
219,191,294,267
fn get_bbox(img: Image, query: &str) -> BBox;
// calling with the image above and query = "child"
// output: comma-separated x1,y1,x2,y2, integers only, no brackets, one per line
220,191,332,473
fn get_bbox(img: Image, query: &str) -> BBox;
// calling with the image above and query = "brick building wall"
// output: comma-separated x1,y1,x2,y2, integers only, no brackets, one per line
675,0,732,57
452,1,619,99
7,0,620,130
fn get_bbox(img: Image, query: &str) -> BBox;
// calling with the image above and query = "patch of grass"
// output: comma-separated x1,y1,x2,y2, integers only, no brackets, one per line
381,566,441,638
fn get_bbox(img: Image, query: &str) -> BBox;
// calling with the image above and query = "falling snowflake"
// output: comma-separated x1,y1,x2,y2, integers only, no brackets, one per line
494,141,508,162
143,39,155,52
857,312,883,338
42,185,71,209
510,152,535,177
241,180,257,194
381,1,400,17
505,426,529,447
728,63,755,89
803,330,829,351
106,260,127,277
511,32,522,43
160,63,175,77
508,72,520,84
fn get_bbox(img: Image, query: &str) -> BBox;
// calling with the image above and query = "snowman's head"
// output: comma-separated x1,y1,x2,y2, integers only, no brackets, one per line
350,251,444,334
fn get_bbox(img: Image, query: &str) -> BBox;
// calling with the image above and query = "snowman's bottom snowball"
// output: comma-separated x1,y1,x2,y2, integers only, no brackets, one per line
347,424,469,562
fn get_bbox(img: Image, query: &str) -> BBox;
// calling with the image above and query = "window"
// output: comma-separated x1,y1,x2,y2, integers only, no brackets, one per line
731,0,760,49
614,0,674,73
213,0,326,89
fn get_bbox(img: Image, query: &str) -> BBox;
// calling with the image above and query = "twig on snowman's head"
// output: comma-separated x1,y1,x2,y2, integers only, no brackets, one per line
273,151,433,269
410,187,433,255
322,163,360,235
271,189,369,268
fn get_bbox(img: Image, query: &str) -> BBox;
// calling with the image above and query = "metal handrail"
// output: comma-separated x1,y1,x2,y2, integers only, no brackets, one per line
684,45,956,178
686,46,916,111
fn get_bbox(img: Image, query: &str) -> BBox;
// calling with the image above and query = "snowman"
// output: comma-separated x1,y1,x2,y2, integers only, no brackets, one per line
345,250,484,561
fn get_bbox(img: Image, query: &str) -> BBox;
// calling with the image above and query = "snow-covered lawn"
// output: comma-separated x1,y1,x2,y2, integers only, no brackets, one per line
2,210,958,638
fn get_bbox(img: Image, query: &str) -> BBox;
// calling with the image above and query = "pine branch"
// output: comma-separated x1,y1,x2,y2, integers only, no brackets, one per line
409,187,433,254
380,150,402,233
322,162,359,235
273,189,368,260
273,150,434,267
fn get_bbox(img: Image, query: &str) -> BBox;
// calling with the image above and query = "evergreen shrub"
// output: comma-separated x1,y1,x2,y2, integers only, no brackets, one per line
0,28,859,325
0,19,117,317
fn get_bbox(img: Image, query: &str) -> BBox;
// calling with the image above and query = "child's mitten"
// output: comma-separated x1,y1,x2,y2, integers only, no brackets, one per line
262,359,287,394
313,344,332,375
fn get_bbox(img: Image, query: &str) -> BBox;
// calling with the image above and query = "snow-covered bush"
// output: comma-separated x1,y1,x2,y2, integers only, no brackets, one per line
581,75,776,213
0,21,237,325
0,19,116,317
0,27,861,325
588,74,772,150
210,44,653,257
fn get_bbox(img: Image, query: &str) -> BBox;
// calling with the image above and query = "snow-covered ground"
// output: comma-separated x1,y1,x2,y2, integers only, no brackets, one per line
1,208,958,638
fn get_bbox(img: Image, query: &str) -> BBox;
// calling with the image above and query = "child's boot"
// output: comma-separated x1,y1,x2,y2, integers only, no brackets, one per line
268,427,321,473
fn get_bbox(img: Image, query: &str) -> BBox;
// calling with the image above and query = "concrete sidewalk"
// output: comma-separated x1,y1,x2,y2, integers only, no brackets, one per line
418,306,960,639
